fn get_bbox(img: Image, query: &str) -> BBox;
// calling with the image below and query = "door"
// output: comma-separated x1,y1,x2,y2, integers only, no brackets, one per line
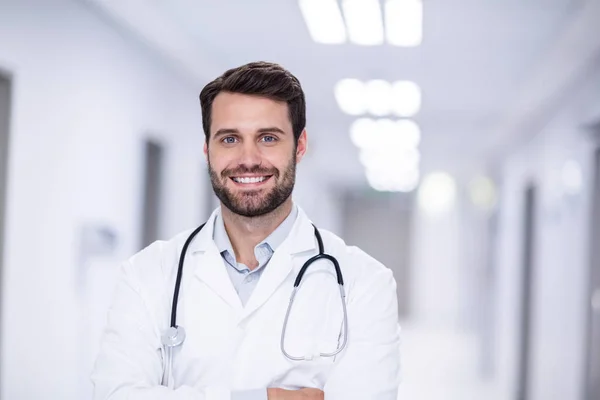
341,192,412,317
517,184,537,400
0,72,12,391
141,140,164,249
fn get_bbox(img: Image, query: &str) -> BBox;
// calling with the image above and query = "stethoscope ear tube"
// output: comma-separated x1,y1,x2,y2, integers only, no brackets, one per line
293,225,344,287
170,223,206,328
283,226,348,361
293,254,344,286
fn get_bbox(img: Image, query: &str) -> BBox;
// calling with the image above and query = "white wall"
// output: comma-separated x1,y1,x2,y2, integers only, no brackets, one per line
410,198,464,327
493,61,600,400
0,1,208,398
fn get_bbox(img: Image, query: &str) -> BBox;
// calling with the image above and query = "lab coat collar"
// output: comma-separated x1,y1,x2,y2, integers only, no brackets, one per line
186,204,318,317
183,208,242,311
240,206,318,319
188,205,317,256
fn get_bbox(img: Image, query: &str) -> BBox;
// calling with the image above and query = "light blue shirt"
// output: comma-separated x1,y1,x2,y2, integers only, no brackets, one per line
212,205,298,400
213,205,298,306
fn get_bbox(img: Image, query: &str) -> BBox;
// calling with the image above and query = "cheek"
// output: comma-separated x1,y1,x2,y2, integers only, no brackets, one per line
264,148,293,166
208,151,233,170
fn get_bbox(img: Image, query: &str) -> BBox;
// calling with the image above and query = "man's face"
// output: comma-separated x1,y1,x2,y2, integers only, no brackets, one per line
204,92,307,218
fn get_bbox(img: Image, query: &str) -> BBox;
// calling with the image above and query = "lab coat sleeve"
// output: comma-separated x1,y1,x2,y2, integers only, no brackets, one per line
323,257,401,400
91,259,231,400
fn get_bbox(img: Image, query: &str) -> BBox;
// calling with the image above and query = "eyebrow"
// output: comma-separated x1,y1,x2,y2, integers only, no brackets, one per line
213,127,287,139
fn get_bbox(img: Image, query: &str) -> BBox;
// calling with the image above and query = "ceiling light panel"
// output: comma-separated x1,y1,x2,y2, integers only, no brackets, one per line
336,79,421,117
359,148,420,172
365,80,392,116
350,118,421,150
366,168,420,193
391,81,421,116
349,117,423,193
299,0,347,44
334,79,366,115
418,172,458,215
385,0,423,47
342,0,385,46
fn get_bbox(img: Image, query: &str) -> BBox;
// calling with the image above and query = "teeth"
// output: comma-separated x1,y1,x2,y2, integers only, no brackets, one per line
233,176,267,184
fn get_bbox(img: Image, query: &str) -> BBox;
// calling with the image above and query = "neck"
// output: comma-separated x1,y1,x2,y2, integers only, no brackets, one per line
221,199,293,269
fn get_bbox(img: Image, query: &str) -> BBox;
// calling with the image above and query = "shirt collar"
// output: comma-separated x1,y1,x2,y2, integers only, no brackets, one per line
213,204,299,257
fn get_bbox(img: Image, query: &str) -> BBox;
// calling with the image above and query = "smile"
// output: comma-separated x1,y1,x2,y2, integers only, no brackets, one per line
230,175,272,184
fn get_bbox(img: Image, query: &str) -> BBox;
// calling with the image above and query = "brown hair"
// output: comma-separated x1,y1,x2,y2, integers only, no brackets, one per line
199,61,306,145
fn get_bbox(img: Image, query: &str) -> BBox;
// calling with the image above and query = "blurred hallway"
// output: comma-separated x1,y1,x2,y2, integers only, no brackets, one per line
1,0,600,399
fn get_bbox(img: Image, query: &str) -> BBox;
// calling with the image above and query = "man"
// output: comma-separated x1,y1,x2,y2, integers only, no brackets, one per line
92,62,401,400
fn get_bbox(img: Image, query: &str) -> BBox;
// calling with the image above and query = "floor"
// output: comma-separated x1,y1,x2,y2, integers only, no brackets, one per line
397,321,506,400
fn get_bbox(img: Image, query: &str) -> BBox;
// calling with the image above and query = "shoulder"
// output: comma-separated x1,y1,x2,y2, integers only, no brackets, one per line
123,228,195,289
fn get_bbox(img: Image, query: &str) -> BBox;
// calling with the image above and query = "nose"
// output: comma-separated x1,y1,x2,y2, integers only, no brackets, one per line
237,140,262,168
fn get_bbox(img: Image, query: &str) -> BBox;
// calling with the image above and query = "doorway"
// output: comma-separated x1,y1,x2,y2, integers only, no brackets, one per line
0,71,12,392
140,140,164,249
341,191,413,317
516,184,537,400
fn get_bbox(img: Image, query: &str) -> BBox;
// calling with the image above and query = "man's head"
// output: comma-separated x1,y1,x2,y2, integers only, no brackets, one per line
199,61,307,218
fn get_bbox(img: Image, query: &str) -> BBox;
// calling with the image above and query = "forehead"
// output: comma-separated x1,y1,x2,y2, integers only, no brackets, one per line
210,92,291,132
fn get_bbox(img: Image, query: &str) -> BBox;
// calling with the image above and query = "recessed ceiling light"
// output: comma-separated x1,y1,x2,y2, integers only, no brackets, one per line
350,118,421,150
336,79,422,117
359,148,420,172
391,81,421,116
365,80,393,116
334,79,366,115
385,0,423,47
366,168,420,192
418,172,457,215
342,0,385,46
299,0,347,44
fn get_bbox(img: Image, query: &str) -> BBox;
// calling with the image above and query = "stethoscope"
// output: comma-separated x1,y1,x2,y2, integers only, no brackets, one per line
160,221,348,387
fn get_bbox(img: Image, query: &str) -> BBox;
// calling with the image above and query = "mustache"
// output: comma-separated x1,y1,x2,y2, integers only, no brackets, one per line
222,165,279,179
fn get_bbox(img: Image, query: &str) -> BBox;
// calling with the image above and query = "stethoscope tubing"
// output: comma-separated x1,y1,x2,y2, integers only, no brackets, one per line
162,220,348,372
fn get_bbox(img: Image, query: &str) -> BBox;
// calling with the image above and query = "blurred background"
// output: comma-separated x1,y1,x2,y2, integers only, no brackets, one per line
1,0,600,399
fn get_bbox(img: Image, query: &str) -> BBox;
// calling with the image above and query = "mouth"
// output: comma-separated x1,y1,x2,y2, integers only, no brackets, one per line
229,175,273,187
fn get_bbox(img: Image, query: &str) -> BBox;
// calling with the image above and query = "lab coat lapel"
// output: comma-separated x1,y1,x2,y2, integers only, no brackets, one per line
188,209,243,313
241,208,317,320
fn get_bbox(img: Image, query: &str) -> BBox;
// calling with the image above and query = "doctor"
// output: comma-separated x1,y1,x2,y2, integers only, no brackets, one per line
92,61,401,400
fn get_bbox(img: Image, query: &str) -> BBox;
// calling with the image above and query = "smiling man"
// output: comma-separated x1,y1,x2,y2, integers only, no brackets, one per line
92,62,401,400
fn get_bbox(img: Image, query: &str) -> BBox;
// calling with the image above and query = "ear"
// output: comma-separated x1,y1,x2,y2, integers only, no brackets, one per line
295,129,308,164
203,141,208,159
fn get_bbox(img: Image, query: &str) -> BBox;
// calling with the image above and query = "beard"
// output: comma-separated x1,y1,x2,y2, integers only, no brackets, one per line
208,155,296,218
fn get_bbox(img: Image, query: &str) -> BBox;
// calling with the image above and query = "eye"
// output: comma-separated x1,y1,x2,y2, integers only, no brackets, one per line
222,136,237,144
261,135,277,143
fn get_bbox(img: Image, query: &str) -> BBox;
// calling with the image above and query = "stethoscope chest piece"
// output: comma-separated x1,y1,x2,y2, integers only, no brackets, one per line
162,326,186,348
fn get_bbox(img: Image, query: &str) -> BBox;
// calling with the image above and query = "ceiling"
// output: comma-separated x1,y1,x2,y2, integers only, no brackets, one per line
89,0,596,189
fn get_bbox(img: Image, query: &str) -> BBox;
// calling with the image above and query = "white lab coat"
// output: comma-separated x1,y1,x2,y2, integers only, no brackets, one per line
91,207,401,400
